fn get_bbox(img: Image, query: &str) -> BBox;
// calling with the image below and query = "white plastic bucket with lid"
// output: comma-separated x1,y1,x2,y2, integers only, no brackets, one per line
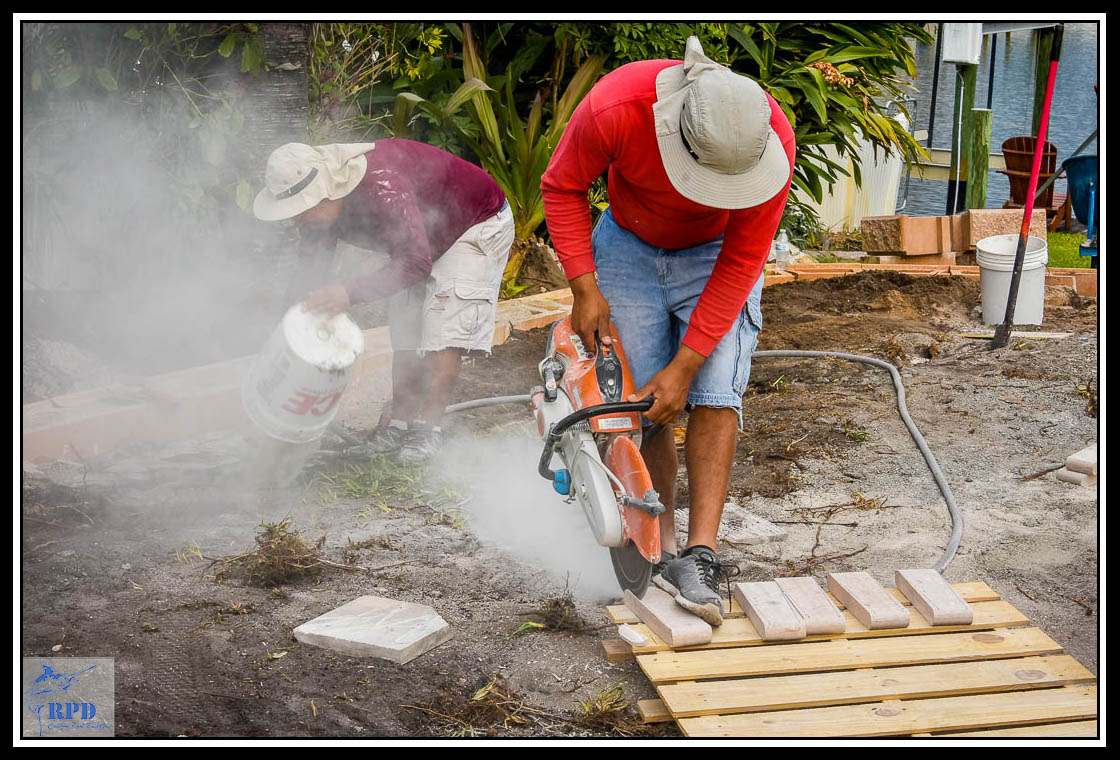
241,305,365,443
975,234,1049,325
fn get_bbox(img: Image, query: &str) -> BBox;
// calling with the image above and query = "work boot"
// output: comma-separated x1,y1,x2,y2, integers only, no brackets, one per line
658,546,740,626
367,415,408,455
397,422,442,465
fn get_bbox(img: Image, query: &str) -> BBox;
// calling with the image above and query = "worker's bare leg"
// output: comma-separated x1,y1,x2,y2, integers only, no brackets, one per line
419,348,464,425
682,406,738,551
389,350,426,422
642,425,679,556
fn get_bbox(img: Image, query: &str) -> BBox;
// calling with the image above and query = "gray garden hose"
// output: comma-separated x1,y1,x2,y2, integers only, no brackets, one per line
362,352,963,573
753,350,963,573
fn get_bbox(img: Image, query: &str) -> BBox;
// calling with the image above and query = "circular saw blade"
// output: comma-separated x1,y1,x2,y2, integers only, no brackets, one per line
609,543,652,596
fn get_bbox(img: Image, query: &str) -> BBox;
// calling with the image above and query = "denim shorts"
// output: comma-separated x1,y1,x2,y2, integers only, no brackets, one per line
591,207,763,426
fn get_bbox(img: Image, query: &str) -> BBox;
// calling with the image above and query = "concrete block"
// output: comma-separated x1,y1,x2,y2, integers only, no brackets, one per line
624,586,712,648
1072,271,1097,298
732,581,806,641
968,208,1047,247
1056,467,1097,487
895,569,974,626
826,571,910,630
618,623,649,647
1046,274,1077,291
1066,444,1098,476
861,215,906,252
293,595,452,664
774,576,846,634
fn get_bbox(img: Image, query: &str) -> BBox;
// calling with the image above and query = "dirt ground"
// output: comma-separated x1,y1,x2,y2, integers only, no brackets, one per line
21,271,1099,737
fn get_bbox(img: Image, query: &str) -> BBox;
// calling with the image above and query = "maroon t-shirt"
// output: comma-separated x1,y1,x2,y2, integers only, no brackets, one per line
297,138,506,303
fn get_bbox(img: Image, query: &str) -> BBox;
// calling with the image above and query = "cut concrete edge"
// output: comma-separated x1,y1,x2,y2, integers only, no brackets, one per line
826,571,911,630
1055,467,1097,487
774,576,846,635
894,569,974,626
1065,444,1098,476
623,587,712,648
732,581,806,641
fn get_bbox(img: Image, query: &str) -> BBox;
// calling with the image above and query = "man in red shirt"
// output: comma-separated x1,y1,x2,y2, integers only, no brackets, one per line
254,139,514,463
542,37,795,623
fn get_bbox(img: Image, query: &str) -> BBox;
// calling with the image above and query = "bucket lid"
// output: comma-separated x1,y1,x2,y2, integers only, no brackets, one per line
282,305,364,371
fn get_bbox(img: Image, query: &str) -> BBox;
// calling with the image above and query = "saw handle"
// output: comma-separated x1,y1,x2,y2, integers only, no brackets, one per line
537,398,655,482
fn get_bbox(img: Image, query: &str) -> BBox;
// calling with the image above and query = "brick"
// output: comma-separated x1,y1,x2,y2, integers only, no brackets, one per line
860,215,905,252
1056,467,1097,487
895,569,974,626
293,595,452,664
774,576,846,635
967,208,1048,247
624,587,712,648
1066,444,1098,476
733,582,806,641
826,572,910,630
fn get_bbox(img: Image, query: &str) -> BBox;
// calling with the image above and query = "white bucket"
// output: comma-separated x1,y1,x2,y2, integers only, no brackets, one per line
975,234,1048,325
241,305,365,443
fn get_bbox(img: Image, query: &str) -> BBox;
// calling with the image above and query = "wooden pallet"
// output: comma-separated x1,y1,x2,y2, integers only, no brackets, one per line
602,581,1098,738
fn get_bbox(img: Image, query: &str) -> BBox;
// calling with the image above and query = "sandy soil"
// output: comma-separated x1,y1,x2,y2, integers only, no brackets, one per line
20,271,1099,737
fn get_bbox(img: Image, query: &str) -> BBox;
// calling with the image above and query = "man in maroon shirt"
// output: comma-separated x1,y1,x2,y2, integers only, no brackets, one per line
254,139,513,463
542,37,795,623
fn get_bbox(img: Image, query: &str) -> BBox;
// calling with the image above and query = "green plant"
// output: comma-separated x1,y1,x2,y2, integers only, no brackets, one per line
308,23,395,141
392,23,604,295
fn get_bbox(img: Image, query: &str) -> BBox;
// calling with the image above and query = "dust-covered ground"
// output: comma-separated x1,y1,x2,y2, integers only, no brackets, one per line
20,271,1099,737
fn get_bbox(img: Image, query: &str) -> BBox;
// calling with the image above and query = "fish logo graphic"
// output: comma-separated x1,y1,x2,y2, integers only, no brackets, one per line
25,663,97,737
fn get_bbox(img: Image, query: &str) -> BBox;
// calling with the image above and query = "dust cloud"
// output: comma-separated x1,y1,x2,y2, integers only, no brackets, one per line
440,431,624,603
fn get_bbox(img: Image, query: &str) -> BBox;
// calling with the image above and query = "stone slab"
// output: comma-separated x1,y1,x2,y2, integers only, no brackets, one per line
826,572,910,630
720,502,788,545
732,581,806,641
624,586,712,648
774,576,846,634
1055,467,1097,487
618,623,650,647
293,595,452,664
895,569,974,626
1066,444,1097,476
968,208,1048,247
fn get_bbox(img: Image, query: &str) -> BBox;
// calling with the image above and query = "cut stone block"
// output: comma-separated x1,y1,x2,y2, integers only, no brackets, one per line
733,581,806,641
618,623,650,647
293,595,452,664
774,576,846,634
861,215,905,252
624,586,712,648
895,569,974,626
1056,467,1097,487
1066,444,1098,476
826,571,911,630
967,208,1047,247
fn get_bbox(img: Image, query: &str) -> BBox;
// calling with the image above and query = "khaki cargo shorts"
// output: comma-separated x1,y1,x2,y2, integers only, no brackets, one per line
389,200,514,355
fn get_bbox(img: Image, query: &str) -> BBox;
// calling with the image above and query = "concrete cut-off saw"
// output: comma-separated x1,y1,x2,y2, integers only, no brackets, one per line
531,316,663,596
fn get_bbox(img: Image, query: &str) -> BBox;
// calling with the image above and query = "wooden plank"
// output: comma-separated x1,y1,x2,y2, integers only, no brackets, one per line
637,626,1062,683
775,576,846,635
827,572,910,629
600,639,633,662
624,587,712,648
605,581,1001,625
896,569,974,626
934,720,1098,738
636,698,673,724
657,654,1095,718
626,600,1028,654
732,582,805,641
677,685,1096,737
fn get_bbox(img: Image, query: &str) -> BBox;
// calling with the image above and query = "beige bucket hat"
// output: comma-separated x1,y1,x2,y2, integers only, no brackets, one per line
652,36,790,210
253,142,377,221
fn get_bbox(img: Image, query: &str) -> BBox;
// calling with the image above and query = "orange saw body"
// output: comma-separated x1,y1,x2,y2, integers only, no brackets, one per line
531,317,663,595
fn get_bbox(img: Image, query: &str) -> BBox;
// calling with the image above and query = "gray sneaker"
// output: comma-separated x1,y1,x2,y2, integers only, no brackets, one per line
658,546,740,626
397,424,442,465
367,417,408,455
650,550,677,595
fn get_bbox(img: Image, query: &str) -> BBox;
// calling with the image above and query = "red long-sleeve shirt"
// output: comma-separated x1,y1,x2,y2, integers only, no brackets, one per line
541,59,796,357
297,139,506,303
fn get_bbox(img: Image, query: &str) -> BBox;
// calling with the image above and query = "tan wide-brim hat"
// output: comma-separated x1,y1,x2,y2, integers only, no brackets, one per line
253,142,377,221
652,37,790,210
